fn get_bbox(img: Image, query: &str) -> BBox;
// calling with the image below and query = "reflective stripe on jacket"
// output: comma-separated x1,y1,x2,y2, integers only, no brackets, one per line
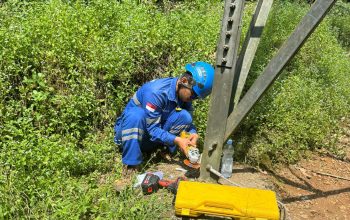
125,77,196,145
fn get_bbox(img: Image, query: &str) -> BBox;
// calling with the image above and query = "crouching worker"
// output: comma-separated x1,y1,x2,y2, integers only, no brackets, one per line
113,61,214,182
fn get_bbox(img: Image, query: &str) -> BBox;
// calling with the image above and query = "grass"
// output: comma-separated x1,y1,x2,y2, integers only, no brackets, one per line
0,0,349,218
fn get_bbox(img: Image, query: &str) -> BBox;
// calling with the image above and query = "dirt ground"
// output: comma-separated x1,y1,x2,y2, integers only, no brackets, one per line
148,121,350,220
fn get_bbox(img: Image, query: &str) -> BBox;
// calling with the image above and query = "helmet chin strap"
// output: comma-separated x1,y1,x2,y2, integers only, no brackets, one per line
179,82,192,90
177,83,188,99
178,82,198,100
177,75,197,100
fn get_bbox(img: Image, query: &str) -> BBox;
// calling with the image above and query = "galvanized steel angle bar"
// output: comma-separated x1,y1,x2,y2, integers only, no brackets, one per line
216,0,245,68
224,0,337,141
200,0,245,181
229,0,273,113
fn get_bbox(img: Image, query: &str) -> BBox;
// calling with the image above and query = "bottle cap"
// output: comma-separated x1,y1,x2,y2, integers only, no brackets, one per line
227,139,233,145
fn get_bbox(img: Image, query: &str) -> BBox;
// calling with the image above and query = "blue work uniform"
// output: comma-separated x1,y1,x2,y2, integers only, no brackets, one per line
114,77,197,166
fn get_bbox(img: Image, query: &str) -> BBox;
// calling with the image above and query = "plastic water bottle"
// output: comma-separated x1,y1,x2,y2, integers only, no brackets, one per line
221,139,234,178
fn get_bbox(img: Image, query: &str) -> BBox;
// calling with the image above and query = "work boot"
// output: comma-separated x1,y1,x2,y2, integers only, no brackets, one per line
114,165,140,192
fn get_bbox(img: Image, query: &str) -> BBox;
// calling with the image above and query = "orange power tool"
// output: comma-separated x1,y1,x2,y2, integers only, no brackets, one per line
158,176,187,194
180,131,201,169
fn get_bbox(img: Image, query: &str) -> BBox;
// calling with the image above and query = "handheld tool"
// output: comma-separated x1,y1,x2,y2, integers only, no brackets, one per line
141,173,160,195
158,176,186,194
141,173,186,195
180,131,201,169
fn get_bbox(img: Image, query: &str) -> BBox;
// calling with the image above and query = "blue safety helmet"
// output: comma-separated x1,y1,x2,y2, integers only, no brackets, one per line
185,61,215,99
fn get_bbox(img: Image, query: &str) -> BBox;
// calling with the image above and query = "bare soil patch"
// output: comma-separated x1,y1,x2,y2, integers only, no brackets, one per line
144,147,350,220
273,153,350,220
142,120,350,219
150,151,350,220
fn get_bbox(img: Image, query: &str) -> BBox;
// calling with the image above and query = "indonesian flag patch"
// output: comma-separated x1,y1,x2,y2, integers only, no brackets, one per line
146,102,157,112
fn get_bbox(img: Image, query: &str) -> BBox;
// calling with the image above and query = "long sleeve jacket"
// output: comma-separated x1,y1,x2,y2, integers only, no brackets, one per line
125,77,197,145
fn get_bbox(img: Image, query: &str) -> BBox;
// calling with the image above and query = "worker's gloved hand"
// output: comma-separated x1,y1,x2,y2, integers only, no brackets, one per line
174,137,192,153
188,133,199,147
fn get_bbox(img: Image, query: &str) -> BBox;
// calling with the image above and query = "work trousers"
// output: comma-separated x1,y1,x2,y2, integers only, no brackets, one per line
114,107,193,165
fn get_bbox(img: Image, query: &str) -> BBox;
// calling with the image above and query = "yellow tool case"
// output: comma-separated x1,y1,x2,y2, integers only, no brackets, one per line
175,181,280,220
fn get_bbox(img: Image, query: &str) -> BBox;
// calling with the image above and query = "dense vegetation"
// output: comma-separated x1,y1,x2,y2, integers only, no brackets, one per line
0,0,349,218
236,0,350,165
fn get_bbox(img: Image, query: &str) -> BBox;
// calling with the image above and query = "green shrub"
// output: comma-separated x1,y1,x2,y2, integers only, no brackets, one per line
234,0,350,164
1,0,349,218
329,1,350,49
0,0,221,218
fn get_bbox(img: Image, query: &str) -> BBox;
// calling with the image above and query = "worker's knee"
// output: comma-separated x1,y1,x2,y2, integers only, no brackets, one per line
114,107,146,144
175,109,193,125
164,109,193,135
